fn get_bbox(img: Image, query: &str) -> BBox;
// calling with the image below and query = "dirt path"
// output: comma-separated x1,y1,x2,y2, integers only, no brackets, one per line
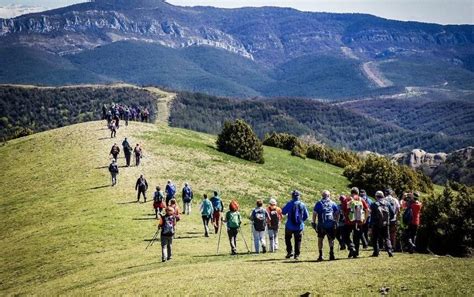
145,87,176,126
362,61,393,88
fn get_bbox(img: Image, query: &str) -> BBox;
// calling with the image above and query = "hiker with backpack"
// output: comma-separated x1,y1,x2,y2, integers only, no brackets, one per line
109,143,120,162
384,189,401,252
153,186,165,218
370,191,395,257
267,198,283,252
336,195,347,250
165,180,177,206
158,206,177,262
122,138,132,167
311,190,339,261
250,200,270,253
360,189,373,249
113,114,120,129
224,200,242,255
200,194,214,237
210,191,224,234
403,192,422,253
169,199,181,222
282,190,309,260
134,144,142,166
342,187,370,258
110,120,117,138
182,183,194,215
135,174,148,203
108,159,119,186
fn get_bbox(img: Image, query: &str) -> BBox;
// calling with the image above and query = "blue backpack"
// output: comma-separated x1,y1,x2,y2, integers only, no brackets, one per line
291,202,304,225
403,207,413,225
211,197,222,212
320,200,336,229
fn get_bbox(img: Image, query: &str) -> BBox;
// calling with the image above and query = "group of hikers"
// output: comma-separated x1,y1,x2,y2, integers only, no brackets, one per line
108,138,144,186
102,103,150,138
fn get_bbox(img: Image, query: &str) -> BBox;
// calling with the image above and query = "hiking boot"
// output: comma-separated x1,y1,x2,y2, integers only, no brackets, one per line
285,253,293,259
294,255,300,260
329,253,335,261
388,251,394,257
262,245,267,254
162,258,166,262
371,253,379,257
348,249,355,258
340,245,346,251
316,255,323,262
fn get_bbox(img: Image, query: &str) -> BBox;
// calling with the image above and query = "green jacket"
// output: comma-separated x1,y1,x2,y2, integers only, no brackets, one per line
200,199,214,217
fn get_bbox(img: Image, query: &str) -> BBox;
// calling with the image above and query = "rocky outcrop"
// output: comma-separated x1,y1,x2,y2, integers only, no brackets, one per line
392,149,447,169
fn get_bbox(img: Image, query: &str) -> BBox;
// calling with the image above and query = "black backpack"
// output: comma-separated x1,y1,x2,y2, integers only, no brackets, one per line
375,200,390,228
109,164,118,173
253,208,266,231
268,209,280,230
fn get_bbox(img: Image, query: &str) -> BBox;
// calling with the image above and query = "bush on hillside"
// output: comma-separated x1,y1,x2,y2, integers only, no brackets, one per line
306,144,361,168
263,132,300,151
344,155,433,196
417,185,474,257
291,141,307,159
216,119,264,164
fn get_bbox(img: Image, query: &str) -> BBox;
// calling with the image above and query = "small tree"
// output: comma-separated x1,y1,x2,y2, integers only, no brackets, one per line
216,119,264,164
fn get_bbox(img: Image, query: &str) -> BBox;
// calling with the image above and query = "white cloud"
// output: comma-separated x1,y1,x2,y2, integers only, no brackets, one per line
0,4,48,18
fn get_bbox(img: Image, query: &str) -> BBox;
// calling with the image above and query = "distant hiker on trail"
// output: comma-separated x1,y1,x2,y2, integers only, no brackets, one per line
143,108,150,122
158,206,177,262
124,108,130,126
403,192,422,254
153,186,165,218
182,183,194,215
384,188,401,251
360,189,373,249
336,195,347,250
113,114,120,129
102,104,107,120
169,199,181,223
110,120,117,138
200,194,214,237
122,138,132,167
267,198,282,252
282,190,309,260
165,180,177,205
210,191,224,234
106,110,113,124
134,144,142,166
109,143,120,161
108,159,119,186
250,200,270,253
370,191,394,257
224,200,242,255
135,174,148,203
342,187,370,259
312,190,339,261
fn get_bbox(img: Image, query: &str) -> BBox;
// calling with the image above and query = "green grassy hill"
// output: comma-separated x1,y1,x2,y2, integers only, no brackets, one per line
0,120,473,295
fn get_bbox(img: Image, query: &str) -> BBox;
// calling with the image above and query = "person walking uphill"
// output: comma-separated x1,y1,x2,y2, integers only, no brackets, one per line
182,183,194,215
153,186,165,218
370,191,394,257
404,192,422,253
122,138,132,167
134,144,142,166
342,187,370,258
224,200,242,255
165,180,177,206
200,194,214,237
109,143,120,162
282,190,309,260
135,174,148,203
250,200,270,253
108,159,119,186
210,191,224,234
158,206,177,262
312,190,339,261
267,198,282,252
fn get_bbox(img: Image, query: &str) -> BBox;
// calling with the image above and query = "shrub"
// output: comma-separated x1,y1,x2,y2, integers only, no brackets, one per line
216,119,264,164
291,141,307,159
263,132,300,151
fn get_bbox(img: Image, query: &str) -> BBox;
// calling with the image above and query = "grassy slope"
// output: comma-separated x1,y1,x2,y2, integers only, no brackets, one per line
0,121,473,295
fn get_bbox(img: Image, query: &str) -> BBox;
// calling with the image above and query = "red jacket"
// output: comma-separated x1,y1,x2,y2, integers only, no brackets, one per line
410,201,422,226
342,195,369,225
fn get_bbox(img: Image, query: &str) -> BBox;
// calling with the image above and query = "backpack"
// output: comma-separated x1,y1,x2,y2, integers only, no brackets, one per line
227,211,240,229
291,202,304,226
374,200,390,228
268,208,280,230
112,146,119,154
403,207,413,225
211,197,222,212
109,164,118,173
161,215,175,236
253,208,266,231
348,198,365,223
154,191,164,203
229,200,239,212
183,187,192,202
320,200,336,229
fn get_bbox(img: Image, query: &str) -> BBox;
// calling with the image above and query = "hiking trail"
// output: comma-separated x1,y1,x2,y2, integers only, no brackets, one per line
145,87,176,126
362,61,394,88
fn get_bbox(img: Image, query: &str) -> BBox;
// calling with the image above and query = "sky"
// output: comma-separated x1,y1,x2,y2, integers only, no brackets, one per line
0,0,472,24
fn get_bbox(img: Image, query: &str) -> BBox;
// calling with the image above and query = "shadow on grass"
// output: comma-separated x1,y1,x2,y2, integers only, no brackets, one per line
193,252,252,258
245,258,288,263
132,217,156,221
281,257,356,264
98,137,112,140
175,235,203,240
117,201,138,205
87,185,110,190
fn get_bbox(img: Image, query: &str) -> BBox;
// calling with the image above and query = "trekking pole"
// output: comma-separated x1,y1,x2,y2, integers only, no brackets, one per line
239,226,251,253
217,219,224,254
146,229,160,250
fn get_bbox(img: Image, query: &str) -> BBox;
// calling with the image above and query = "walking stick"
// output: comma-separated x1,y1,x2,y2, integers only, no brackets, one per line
146,228,160,250
239,226,251,253
217,219,224,254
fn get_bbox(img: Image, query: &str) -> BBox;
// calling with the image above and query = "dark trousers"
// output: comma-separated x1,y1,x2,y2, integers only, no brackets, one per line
372,225,392,255
202,215,210,236
343,224,363,254
124,152,131,166
135,154,141,166
336,225,346,249
110,172,117,186
227,228,239,253
389,222,398,250
406,224,418,251
161,235,173,260
285,229,303,257
361,222,370,247
137,189,146,202
110,129,116,138
112,153,118,161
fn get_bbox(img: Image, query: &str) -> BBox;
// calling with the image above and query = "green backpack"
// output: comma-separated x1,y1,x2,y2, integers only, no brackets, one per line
348,198,365,222
227,211,241,229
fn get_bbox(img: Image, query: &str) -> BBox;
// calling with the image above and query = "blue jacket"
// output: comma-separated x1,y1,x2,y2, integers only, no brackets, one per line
282,198,309,231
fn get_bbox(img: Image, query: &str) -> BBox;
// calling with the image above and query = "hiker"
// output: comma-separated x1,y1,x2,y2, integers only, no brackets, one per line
384,188,401,251
165,180,177,206
158,206,177,262
210,191,224,234
143,108,150,122
153,186,165,218
282,190,309,260
110,120,117,138
370,191,394,257
311,190,339,261
200,194,214,237
403,192,422,253
169,199,181,223
109,143,120,162
113,114,120,129
250,200,270,253
106,110,113,124
108,159,119,186
360,189,373,249
135,174,148,202
124,108,130,126
102,104,107,120
267,198,283,252
134,144,142,166
342,187,370,258
122,138,132,167
224,200,242,255
182,183,194,215
336,195,347,250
